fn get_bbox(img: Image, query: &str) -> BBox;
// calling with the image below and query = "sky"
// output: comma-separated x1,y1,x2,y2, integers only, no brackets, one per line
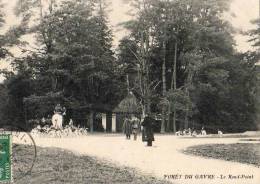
110,0,260,51
0,0,259,81
229,0,259,52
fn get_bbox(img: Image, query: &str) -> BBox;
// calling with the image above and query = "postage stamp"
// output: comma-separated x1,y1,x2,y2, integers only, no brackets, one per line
0,125,37,183
0,134,11,182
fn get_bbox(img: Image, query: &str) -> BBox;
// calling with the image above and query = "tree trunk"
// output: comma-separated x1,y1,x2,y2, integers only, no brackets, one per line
38,0,43,18
171,42,178,90
170,41,178,133
138,31,151,118
161,41,167,133
126,74,130,93
173,109,176,133
51,75,58,91
89,111,94,133
184,69,193,129
184,87,189,129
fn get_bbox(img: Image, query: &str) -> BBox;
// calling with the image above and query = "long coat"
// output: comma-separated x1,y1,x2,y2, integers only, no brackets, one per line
141,116,154,142
123,119,132,135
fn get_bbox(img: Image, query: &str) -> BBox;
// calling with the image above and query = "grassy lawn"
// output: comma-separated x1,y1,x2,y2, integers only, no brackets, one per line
183,143,260,167
13,144,170,184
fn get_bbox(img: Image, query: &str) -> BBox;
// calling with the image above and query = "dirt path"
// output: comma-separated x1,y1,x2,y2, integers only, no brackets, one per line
26,135,260,184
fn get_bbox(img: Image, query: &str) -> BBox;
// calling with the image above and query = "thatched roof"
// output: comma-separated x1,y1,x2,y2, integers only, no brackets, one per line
112,92,141,114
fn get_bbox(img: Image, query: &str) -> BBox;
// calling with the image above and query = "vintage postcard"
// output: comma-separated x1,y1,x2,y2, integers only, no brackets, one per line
0,0,259,183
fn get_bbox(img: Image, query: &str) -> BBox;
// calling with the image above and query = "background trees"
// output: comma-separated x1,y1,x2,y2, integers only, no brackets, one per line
0,0,258,132
118,0,258,133
248,18,260,130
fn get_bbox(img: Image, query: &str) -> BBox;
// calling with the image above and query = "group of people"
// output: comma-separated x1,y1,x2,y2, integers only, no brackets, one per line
123,114,155,147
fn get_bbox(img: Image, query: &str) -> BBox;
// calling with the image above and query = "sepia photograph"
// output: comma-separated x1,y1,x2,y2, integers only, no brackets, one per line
0,0,259,183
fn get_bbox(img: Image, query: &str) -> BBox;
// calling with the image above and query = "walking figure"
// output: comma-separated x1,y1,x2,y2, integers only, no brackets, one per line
131,116,140,141
141,114,154,146
123,117,132,139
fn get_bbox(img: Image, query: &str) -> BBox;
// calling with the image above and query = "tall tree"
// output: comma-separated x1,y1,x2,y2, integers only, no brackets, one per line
120,0,160,117
12,0,125,119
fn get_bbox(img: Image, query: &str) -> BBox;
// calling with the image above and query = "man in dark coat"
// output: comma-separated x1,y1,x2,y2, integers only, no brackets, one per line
141,115,155,146
123,118,132,139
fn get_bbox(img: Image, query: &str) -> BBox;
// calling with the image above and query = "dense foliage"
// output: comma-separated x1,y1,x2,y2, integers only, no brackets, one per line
117,0,258,132
0,0,258,132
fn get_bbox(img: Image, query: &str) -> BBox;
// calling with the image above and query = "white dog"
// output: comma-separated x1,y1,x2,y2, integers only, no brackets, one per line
201,130,207,136
218,130,223,137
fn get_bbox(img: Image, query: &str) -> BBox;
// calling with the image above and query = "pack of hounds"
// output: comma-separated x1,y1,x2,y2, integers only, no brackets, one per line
176,127,223,137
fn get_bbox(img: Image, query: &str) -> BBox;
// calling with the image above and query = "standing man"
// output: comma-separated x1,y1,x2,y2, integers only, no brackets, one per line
123,116,132,139
141,114,155,146
54,104,66,115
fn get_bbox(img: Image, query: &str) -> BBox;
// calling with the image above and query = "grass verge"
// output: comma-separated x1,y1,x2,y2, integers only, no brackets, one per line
183,143,260,167
13,144,170,184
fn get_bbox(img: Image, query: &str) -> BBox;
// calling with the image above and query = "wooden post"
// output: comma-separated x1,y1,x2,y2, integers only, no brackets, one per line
102,113,107,132
89,111,94,133
112,113,116,132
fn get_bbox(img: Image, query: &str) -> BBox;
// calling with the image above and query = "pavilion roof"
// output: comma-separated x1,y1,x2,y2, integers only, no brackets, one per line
112,92,142,114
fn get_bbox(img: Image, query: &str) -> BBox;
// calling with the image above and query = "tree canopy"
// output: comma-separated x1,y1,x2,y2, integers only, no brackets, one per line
0,0,258,132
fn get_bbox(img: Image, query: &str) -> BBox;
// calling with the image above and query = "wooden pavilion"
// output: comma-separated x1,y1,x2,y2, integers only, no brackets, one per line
68,92,142,132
